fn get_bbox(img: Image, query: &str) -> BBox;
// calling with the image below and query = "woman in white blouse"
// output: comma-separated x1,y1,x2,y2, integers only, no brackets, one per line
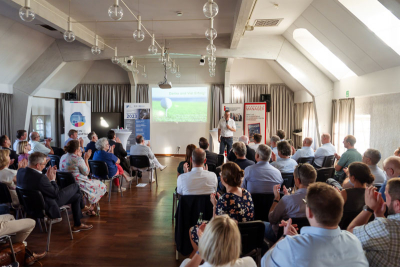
180,215,256,267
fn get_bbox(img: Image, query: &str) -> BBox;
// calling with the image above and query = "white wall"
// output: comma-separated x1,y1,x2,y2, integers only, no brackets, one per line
229,59,283,84
30,97,57,146
81,60,130,84
294,90,313,103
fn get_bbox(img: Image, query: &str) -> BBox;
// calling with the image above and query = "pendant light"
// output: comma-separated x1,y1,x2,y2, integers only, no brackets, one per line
205,17,217,40
111,47,119,64
91,22,101,55
203,0,219,18
63,1,75,42
176,65,181,78
159,46,165,63
142,65,147,78
19,0,35,22
148,34,158,54
108,0,123,21
165,54,172,69
133,15,145,42
171,61,177,74
206,39,216,54
133,61,139,74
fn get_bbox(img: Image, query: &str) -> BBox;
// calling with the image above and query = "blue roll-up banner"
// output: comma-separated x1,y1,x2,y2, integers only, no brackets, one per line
64,101,92,140
124,103,151,153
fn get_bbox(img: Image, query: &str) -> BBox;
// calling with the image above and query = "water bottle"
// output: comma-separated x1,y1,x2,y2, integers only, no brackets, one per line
197,212,203,224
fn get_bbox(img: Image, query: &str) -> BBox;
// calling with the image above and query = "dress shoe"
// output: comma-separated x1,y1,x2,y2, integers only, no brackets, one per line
26,251,47,266
72,223,93,232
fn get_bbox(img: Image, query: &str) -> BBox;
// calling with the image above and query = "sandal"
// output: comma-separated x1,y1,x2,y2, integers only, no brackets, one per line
85,209,96,216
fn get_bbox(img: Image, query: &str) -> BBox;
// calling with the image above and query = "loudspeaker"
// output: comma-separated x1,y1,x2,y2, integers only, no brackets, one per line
65,92,77,101
260,94,271,112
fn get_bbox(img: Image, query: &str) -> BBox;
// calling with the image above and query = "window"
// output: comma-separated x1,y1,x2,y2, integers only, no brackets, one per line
293,28,356,80
32,115,51,139
339,0,400,55
34,116,45,138
354,114,371,155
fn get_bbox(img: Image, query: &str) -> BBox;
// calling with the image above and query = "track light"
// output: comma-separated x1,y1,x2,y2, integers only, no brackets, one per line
205,17,217,41
148,34,158,54
111,47,119,64
203,0,219,18
64,17,75,42
133,15,145,42
108,0,123,21
19,0,35,22
91,35,101,55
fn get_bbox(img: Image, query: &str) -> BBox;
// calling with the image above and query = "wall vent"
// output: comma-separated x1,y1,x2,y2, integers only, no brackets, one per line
253,19,283,27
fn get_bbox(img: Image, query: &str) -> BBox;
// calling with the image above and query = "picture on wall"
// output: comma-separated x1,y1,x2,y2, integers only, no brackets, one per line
248,123,261,142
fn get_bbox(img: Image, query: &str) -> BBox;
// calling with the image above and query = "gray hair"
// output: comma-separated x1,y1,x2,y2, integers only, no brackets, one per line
95,137,109,150
192,148,206,165
28,152,47,166
256,144,272,161
239,136,249,144
232,142,246,157
270,135,280,144
365,148,381,165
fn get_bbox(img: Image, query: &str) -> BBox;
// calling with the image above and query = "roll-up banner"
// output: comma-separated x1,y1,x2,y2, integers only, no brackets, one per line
64,101,91,140
244,102,267,144
124,103,151,153
222,103,244,143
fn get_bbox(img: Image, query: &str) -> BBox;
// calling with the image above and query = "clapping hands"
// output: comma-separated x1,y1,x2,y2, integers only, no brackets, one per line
210,192,220,207
279,218,299,236
18,159,28,169
183,162,189,173
365,186,386,217
46,165,57,181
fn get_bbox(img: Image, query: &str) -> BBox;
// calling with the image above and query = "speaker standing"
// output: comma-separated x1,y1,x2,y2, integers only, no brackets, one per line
218,110,236,155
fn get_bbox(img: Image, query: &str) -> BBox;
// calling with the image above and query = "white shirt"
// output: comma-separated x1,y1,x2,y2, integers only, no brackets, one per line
291,146,315,162
249,143,260,151
271,158,298,173
177,167,218,195
314,143,336,167
218,118,236,137
0,168,17,188
180,256,256,267
13,140,21,151
369,165,387,184
29,140,51,155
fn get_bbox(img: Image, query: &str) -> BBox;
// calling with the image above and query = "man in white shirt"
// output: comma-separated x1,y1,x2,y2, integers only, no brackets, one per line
64,129,84,152
13,130,27,151
177,148,217,195
130,135,166,171
218,110,236,155
362,148,386,185
249,133,262,151
270,135,280,161
291,137,314,162
314,133,336,168
28,132,53,155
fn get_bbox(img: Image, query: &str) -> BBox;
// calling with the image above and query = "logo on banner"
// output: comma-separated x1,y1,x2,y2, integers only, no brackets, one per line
70,112,86,127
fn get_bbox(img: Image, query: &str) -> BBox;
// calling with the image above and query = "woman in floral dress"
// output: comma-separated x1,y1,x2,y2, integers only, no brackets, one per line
60,140,107,215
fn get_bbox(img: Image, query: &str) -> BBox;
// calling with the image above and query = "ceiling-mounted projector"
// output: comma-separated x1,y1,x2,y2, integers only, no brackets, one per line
159,61,172,89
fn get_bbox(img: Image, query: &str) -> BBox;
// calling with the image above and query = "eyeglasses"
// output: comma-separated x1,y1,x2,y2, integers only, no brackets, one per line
302,198,307,204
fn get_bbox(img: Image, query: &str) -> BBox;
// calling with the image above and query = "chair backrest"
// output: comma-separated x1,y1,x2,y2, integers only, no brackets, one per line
48,155,61,168
322,155,335,168
56,171,76,189
0,182,12,205
339,211,374,230
276,217,310,239
207,163,217,174
88,160,110,179
251,193,276,222
297,157,315,164
16,187,46,219
281,173,294,188
217,154,224,167
175,194,215,256
316,167,335,183
238,221,265,256
51,146,65,157
129,155,151,169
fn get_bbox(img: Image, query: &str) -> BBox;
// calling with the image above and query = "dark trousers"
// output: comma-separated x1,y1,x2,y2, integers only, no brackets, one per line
55,183,82,226
219,137,233,155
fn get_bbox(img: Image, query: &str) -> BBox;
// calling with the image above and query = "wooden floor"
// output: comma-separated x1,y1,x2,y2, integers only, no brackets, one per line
27,156,185,267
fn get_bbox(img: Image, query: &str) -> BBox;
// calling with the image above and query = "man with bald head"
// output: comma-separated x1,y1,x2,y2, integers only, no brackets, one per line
379,156,400,201
314,133,336,168
177,148,218,195
29,131,54,155
291,137,314,162
227,135,256,163
334,135,362,182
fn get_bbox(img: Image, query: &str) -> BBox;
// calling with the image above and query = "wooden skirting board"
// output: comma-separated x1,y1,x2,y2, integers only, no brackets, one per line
155,154,185,157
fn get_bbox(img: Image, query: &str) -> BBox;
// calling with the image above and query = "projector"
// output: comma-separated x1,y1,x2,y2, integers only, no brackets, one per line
158,81,172,89
200,55,205,66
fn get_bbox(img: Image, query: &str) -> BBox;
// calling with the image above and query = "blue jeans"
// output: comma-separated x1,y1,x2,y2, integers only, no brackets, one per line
219,137,233,155
263,222,277,242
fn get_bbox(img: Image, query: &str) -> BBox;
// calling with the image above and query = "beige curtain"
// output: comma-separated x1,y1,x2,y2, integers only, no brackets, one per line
293,103,303,148
231,84,268,103
72,84,131,112
0,93,13,141
302,102,318,150
332,98,355,155
136,84,149,103
211,84,224,129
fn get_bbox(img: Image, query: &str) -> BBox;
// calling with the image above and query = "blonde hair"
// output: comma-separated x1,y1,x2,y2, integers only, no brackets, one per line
17,141,29,155
0,149,10,170
198,215,241,266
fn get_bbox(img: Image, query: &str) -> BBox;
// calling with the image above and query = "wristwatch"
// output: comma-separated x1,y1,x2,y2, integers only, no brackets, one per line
273,199,280,203
363,205,374,214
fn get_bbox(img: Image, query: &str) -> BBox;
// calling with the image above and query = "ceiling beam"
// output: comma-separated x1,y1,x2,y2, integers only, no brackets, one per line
230,0,256,49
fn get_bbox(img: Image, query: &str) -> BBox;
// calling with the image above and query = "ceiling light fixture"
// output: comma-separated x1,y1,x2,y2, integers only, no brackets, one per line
133,60,139,74
159,62,172,89
111,47,119,64
206,39,216,54
148,34,158,54
108,0,124,21
203,0,219,18
133,15,145,42
165,54,172,69
63,1,75,42
141,65,147,77
91,35,101,55
205,17,217,40
176,65,181,78
171,61,177,74
19,0,35,22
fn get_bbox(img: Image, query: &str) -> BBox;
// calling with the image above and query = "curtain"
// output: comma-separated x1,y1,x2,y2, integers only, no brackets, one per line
136,84,149,103
302,102,318,150
0,93,12,141
231,84,268,103
72,84,131,112
211,84,224,129
55,98,64,147
332,98,355,155
293,103,304,148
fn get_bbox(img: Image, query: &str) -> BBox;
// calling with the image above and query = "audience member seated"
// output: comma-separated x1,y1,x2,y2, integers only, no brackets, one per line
0,150,27,207
189,162,254,249
313,133,336,168
0,214,46,265
0,135,18,170
130,135,167,172
93,137,127,191
262,183,369,267
85,131,98,159
181,215,256,267
269,135,280,161
231,142,255,170
341,162,375,216
271,141,298,173
108,130,130,172
177,148,217,195
227,136,256,163
29,132,54,155
17,141,30,162
177,144,196,177
64,129,84,152
362,148,386,184
276,129,285,141
17,152,93,232
334,135,362,183
248,133,262,151
198,137,218,167
264,163,316,242
13,130,27,151
348,179,400,267
291,137,314,162
379,156,400,201
242,144,283,194
394,147,400,157
60,140,106,216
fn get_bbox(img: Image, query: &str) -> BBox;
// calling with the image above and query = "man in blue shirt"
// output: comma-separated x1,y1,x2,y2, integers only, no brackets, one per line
241,144,282,194
64,129,84,152
291,137,314,162
85,131,98,159
271,141,298,173
379,156,400,201
262,183,369,267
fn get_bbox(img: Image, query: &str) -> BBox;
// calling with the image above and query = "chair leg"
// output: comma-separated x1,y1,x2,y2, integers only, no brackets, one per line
150,170,153,191
46,221,53,252
37,218,43,233
256,248,261,267
4,236,16,262
108,179,113,203
155,168,158,188
172,193,176,221
43,218,48,233
136,172,138,185
64,209,73,240
119,176,123,197
176,250,179,260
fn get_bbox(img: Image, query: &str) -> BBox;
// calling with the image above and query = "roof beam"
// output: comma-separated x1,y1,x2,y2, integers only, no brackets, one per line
230,0,256,49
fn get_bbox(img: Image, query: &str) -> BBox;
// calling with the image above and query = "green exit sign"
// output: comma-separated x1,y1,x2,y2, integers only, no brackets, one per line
346,91,349,98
